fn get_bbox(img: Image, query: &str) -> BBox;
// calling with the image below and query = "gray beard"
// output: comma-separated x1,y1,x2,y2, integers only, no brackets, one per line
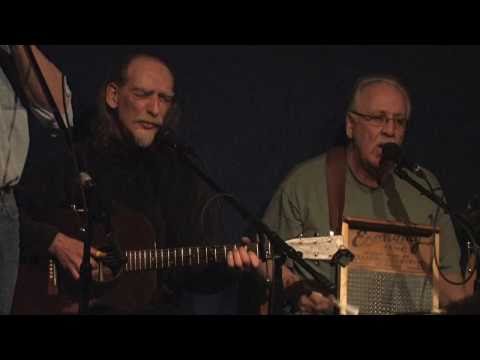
116,120,156,149
133,133,154,148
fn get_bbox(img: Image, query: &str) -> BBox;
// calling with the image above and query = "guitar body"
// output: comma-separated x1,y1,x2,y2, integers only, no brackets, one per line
13,259,62,314
13,204,158,314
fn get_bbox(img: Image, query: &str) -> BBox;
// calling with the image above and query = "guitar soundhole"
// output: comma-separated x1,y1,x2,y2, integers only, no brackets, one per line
90,228,126,282
56,242,125,302
94,245,126,283
94,261,115,283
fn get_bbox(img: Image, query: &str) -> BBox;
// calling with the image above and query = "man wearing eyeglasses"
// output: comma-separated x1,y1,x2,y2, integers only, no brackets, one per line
257,74,471,314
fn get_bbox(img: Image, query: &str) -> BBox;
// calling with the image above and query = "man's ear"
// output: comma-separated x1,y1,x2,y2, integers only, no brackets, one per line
105,82,120,109
346,114,354,140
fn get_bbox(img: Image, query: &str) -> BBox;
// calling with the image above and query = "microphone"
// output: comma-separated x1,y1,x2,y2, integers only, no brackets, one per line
381,143,426,179
157,127,196,156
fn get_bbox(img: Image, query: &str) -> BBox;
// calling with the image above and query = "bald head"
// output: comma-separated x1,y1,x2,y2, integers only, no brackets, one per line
348,75,411,120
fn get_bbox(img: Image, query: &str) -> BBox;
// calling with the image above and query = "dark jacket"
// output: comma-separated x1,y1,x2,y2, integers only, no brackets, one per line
16,133,236,313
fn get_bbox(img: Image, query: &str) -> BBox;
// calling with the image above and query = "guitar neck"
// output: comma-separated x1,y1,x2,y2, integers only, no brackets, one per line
123,242,270,272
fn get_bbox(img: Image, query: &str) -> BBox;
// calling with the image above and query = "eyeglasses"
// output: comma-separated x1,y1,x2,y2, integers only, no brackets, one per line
349,110,408,128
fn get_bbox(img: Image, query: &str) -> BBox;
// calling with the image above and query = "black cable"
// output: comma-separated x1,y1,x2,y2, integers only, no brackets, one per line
396,168,478,286
199,192,235,235
425,175,478,286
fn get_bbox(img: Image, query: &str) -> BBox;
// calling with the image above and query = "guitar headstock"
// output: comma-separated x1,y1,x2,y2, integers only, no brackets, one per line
286,234,344,261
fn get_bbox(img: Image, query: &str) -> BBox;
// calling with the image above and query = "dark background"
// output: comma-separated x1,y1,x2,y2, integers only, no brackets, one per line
25,45,480,313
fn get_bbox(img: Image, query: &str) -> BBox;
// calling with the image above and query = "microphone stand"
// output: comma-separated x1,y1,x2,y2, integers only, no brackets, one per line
162,138,337,314
394,167,480,285
22,46,94,314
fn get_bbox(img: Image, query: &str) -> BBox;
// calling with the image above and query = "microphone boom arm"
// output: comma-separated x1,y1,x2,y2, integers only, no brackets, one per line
161,140,338,313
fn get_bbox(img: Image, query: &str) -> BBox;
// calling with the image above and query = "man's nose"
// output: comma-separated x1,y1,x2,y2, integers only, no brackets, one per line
382,118,397,137
147,97,161,118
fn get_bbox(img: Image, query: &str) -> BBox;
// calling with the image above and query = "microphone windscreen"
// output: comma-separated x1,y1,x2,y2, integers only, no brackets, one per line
381,143,402,163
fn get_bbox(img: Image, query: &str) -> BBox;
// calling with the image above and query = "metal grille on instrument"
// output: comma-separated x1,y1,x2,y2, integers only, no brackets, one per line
347,269,433,314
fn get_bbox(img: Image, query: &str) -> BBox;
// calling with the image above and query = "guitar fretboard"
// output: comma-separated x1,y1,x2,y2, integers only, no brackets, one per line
123,243,269,272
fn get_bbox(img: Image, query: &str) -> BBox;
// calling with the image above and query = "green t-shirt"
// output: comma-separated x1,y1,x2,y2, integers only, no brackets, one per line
263,153,462,285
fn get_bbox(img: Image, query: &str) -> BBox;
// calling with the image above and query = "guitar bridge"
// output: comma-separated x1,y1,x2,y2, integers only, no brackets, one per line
48,259,58,295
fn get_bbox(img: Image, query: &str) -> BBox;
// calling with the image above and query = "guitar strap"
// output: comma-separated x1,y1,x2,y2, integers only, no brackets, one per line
326,146,347,234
